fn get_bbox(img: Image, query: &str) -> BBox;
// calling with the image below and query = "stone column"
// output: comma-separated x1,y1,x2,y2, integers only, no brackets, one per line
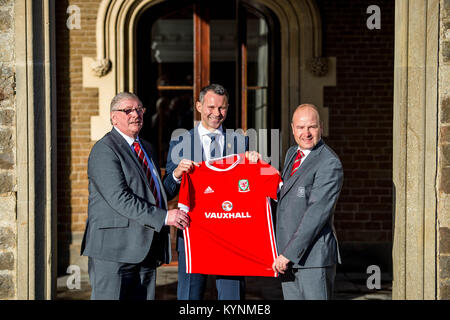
0,0,18,300
438,0,450,300
392,0,439,299
14,0,57,299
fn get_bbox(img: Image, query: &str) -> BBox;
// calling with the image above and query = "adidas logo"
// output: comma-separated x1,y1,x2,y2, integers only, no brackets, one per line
204,186,214,194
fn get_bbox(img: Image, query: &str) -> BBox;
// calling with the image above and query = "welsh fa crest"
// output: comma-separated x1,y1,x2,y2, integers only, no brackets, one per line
238,179,250,192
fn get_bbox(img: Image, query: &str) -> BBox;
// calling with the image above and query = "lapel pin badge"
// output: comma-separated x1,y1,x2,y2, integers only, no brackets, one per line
297,186,306,198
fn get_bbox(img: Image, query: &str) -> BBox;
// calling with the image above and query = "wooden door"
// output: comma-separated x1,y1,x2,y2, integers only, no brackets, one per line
136,0,280,167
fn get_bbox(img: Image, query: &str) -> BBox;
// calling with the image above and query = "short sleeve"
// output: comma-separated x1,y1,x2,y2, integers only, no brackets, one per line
178,172,192,212
258,161,283,200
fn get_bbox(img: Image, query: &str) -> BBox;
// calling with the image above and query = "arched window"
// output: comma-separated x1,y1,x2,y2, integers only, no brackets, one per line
85,0,332,165
136,0,280,167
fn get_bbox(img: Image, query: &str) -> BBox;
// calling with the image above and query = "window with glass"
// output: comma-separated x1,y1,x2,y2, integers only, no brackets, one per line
136,0,280,167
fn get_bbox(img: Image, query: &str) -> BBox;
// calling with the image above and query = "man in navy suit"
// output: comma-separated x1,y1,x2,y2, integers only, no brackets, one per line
163,84,258,300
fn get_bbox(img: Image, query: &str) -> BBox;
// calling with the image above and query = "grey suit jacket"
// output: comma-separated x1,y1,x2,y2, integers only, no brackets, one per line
81,128,171,265
276,139,343,268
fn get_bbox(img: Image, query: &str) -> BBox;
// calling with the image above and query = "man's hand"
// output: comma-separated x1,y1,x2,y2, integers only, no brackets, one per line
166,209,190,230
245,151,261,163
272,255,290,274
173,159,200,179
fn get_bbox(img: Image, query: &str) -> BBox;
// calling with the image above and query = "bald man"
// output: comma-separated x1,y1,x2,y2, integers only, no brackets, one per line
272,104,343,300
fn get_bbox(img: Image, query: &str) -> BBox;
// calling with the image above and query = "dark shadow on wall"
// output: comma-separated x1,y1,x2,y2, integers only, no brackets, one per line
31,0,50,299
319,0,395,281
55,0,72,276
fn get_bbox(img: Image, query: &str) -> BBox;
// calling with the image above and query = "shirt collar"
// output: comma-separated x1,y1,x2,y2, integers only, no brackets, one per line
297,139,323,156
297,146,312,158
198,122,223,137
114,126,138,146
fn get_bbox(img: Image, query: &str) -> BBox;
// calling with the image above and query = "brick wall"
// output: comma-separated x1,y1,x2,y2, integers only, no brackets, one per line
320,0,394,243
55,0,101,273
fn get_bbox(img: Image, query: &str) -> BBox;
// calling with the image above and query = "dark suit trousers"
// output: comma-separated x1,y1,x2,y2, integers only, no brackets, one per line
177,247,245,300
88,251,158,300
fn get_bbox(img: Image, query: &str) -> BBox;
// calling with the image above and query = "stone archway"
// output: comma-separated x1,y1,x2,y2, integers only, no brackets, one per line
82,0,336,157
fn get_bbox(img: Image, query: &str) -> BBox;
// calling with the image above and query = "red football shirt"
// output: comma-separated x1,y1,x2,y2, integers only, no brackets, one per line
178,153,282,277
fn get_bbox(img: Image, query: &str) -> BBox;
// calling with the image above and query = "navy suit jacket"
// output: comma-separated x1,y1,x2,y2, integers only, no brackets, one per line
162,125,249,250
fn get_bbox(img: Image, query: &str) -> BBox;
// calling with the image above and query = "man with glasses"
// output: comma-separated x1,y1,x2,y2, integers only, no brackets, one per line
81,92,190,300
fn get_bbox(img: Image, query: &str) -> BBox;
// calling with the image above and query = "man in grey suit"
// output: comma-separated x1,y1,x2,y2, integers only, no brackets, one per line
272,104,343,300
81,92,190,300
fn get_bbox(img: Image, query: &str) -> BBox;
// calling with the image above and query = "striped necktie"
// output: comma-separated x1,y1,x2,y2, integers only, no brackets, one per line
133,141,160,207
290,149,305,176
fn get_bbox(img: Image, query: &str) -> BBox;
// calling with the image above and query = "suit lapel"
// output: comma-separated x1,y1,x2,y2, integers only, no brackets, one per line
281,148,297,179
147,152,167,210
141,139,168,210
192,126,204,162
110,129,163,207
223,126,231,156
280,141,324,200
110,129,144,177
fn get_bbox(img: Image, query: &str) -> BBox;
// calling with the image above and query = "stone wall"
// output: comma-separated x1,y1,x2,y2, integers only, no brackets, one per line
0,0,16,300
438,0,450,301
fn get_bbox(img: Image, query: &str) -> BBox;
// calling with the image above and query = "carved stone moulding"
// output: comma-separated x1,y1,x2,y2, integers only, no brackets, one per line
310,56,328,77
91,58,111,77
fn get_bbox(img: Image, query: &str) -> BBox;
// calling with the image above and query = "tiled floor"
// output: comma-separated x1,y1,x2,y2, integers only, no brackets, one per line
56,266,392,300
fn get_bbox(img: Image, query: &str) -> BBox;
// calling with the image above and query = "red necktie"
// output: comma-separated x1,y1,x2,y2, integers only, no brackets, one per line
133,141,160,207
290,149,305,176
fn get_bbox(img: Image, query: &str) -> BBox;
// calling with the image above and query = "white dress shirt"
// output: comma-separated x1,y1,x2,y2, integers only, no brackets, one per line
197,122,225,160
297,147,312,166
172,123,225,183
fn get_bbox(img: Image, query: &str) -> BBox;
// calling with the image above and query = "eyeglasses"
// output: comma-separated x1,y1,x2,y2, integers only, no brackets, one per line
113,107,146,115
